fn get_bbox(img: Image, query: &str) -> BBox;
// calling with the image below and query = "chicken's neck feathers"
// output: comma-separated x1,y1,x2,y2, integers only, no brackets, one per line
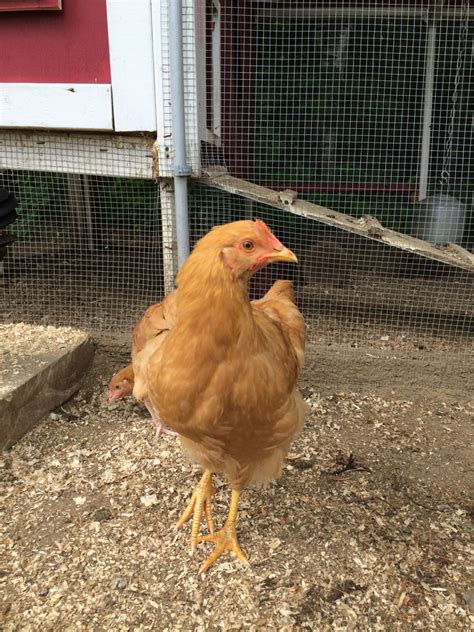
176,249,255,342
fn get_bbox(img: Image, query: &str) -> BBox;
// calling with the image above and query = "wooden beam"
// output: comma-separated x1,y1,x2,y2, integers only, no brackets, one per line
0,130,155,179
160,179,178,293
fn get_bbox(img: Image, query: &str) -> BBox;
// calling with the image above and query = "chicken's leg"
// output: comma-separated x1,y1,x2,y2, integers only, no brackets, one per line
176,470,215,552
144,400,178,438
150,417,178,438
198,488,248,572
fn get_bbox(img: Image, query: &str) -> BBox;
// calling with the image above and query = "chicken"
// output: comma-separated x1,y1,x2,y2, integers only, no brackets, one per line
108,294,178,437
108,364,134,403
135,219,306,571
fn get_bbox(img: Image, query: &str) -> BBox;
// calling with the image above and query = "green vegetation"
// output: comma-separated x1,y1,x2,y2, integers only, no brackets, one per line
4,171,160,239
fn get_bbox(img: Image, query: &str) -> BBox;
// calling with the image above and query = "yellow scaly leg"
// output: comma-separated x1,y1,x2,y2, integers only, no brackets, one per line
198,488,249,573
176,470,215,552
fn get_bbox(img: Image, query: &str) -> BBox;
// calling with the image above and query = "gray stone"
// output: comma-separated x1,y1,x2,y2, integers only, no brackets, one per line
0,329,95,449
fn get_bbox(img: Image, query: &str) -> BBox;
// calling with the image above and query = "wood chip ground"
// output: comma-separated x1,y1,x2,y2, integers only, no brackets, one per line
1,335,473,630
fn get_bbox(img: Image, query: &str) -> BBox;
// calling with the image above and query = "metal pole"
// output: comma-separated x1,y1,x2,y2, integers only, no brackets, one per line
169,0,191,268
418,19,437,202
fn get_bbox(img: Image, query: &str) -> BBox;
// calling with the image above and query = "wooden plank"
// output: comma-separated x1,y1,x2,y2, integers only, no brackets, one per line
0,83,112,130
202,171,474,274
0,131,155,179
160,180,178,293
106,0,156,132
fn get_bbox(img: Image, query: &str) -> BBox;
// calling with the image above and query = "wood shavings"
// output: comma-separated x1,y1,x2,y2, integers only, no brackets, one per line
1,345,472,630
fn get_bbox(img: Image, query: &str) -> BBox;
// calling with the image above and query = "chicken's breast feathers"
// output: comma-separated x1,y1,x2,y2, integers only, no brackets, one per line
146,280,306,488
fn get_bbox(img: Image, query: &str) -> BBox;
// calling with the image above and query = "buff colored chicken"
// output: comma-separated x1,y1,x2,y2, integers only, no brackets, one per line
134,219,306,571
108,293,178,437
109,281,303,437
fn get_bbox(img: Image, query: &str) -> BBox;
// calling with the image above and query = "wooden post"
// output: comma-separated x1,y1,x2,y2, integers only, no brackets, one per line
160,179,178,294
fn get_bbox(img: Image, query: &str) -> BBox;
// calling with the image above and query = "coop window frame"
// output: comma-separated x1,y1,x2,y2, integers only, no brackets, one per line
197,0,222,148
0,0,61,10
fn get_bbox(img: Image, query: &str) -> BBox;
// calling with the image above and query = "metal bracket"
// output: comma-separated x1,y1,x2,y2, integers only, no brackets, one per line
278,189,298,206
172,164,192,177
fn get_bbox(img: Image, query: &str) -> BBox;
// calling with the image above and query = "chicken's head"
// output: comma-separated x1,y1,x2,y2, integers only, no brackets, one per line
195,219,297,280
108,370,133,404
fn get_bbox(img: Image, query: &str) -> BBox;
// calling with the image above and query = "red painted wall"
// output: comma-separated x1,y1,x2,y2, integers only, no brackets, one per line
0,0,110,83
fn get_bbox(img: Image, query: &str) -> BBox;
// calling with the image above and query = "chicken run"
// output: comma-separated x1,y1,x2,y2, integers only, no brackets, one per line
2,219,473,630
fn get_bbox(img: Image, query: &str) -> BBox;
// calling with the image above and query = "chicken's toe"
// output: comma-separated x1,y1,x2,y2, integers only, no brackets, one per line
198,526,248,573
197,487,248,572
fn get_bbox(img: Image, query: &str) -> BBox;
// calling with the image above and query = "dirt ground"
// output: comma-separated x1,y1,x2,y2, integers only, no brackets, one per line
1,337,473,631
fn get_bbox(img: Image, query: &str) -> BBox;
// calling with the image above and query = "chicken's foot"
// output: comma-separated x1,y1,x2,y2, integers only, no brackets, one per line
144,400,178,439
150,417,178,438
176,470,215,552
198,488,248,572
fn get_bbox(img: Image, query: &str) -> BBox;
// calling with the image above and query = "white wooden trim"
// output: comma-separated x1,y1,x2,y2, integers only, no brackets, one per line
106,0,157,132
194,0,207,162
0,83,113,130
151,0,173,176
0,131,155,179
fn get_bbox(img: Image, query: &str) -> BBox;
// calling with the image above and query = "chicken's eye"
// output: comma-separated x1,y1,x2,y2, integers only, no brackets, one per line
242,240,254,251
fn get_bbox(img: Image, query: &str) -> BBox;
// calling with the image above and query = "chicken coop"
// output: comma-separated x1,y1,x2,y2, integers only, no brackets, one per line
2,3,474,627
1,0,473,350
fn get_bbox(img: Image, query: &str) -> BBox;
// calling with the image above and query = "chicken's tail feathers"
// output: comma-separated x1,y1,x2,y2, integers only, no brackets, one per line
261,279,295,303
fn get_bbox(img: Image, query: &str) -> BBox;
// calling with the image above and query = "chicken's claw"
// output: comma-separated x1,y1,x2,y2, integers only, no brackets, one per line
198,526,249,573
176,470,215,552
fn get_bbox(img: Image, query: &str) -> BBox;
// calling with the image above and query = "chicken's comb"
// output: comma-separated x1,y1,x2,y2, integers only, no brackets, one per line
253,218,282,246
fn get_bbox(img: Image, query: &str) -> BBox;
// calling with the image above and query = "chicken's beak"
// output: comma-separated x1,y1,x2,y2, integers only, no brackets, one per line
108,391,119,405
266,246,298,264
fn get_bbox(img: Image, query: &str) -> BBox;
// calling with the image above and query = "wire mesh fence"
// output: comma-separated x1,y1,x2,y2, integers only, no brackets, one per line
1,0,473,349
189,182,473,347
215,0,472,243
1,168,163,332
1,168,472,346
198,0,474,347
